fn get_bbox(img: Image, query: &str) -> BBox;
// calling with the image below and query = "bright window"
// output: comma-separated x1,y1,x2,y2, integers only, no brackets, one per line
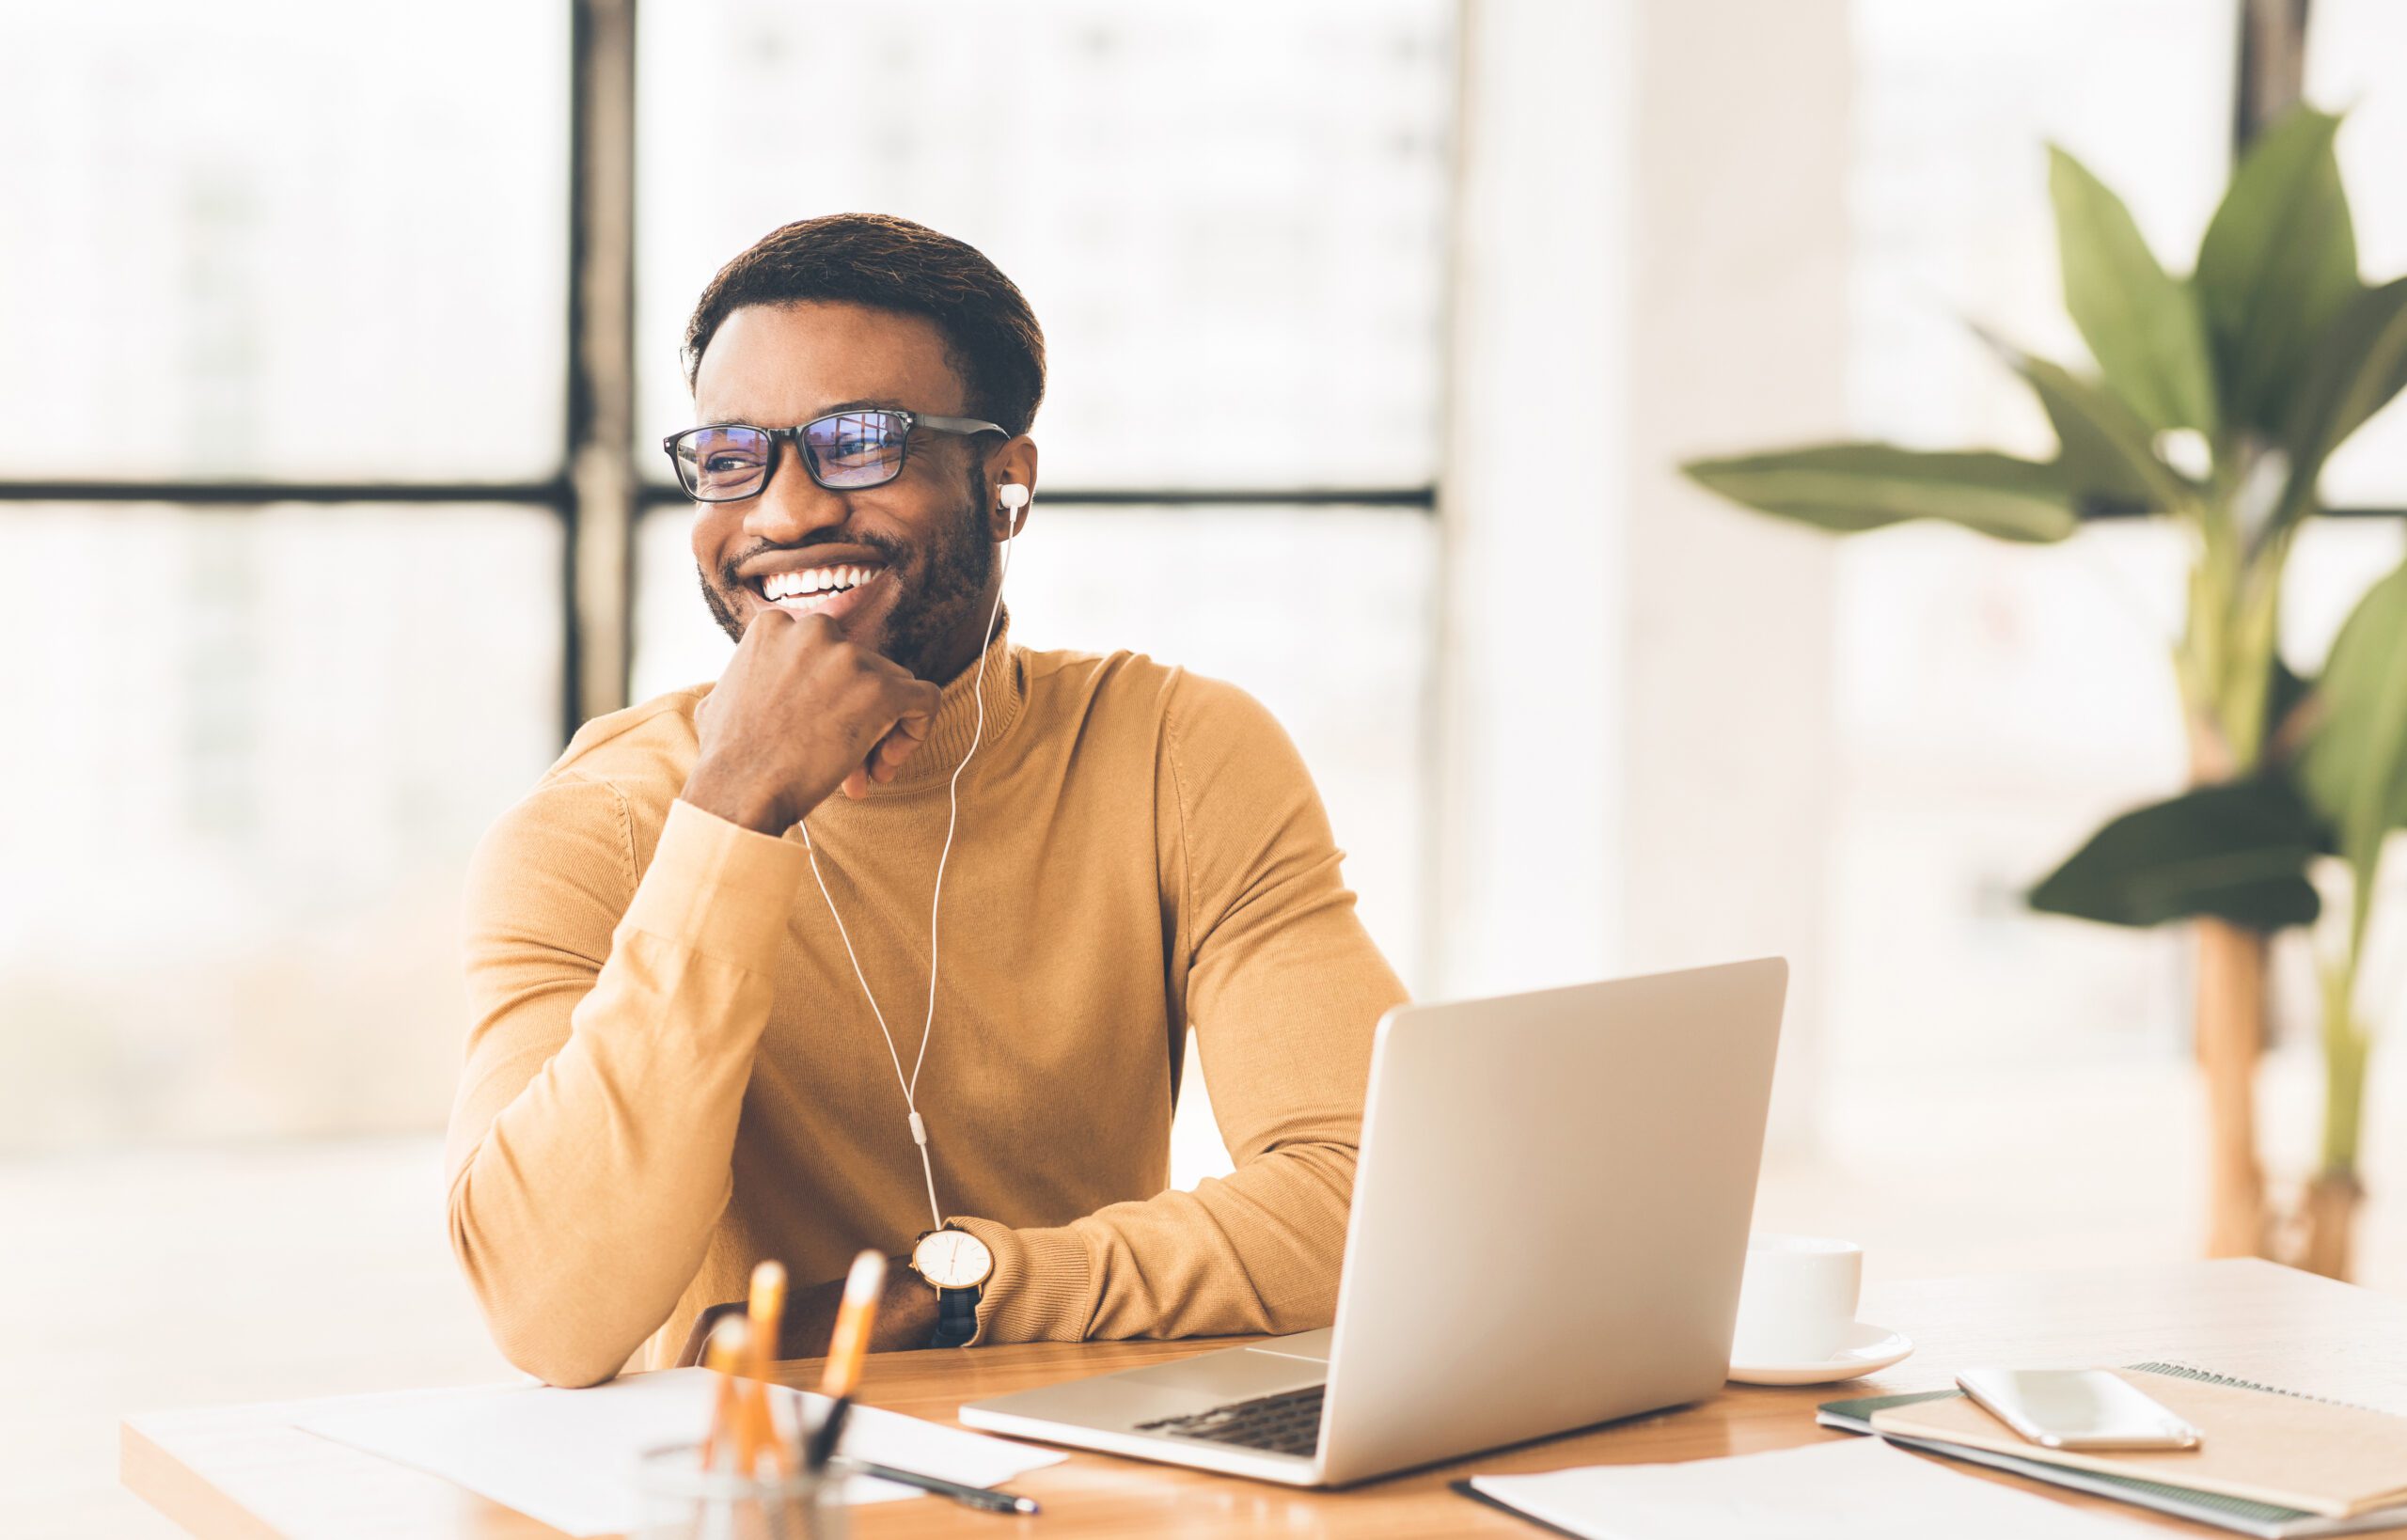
0,506,563,1151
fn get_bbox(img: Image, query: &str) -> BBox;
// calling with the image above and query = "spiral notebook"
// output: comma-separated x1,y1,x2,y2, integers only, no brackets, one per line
1823,1364,2407,1540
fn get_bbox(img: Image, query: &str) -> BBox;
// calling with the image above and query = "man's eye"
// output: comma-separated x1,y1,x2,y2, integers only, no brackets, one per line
835,437,882,458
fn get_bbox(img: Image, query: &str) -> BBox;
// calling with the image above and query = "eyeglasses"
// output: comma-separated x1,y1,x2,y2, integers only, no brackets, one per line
662,409,1006,502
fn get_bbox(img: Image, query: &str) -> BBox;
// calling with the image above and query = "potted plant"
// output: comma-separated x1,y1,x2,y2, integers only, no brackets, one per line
1680,106,2407,1278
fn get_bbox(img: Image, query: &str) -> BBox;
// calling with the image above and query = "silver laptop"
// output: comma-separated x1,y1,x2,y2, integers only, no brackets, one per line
958,957,1787,1486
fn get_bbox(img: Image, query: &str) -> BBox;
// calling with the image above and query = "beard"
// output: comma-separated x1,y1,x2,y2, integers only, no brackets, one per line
698,465,997,683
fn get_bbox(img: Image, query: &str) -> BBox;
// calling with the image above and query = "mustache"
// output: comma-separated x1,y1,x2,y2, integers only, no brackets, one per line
718,528,909,591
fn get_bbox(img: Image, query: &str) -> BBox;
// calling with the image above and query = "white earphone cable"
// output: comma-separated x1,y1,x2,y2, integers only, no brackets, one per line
795,517,1015,1235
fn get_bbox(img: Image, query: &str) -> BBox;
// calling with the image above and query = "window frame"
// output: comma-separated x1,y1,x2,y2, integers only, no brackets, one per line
0,0,1444,749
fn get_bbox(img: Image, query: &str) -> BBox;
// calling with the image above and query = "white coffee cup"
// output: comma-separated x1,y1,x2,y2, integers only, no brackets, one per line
1729,1233,1863,1365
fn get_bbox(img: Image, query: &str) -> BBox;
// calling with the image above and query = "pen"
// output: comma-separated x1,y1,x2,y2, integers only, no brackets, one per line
855,1459,1042,1516
804,1250,888,1470
807,1397,854,1472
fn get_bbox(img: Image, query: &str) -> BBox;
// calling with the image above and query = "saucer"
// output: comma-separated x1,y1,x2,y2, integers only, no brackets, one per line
1725,1321,1914,1386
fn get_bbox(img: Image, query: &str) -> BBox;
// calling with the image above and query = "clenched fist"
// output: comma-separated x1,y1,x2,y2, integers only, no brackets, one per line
681,608,944,835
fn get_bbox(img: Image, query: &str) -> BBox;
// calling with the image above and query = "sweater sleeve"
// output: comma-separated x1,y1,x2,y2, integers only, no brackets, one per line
956,674,1408,1343
445,784,810,1386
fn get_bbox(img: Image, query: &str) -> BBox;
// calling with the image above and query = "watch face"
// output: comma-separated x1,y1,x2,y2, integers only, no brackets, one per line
912,1228,994,1289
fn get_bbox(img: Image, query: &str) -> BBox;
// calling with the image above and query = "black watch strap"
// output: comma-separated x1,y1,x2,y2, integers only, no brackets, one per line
930,1285,981,1348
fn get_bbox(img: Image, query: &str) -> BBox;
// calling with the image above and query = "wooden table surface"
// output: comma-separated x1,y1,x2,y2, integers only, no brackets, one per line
123,1259,2407,1538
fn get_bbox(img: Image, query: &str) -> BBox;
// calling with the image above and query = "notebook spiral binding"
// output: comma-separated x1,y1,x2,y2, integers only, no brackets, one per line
2132,1361,2385,1416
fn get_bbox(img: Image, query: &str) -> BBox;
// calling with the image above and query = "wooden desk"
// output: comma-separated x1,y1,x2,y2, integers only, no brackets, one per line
124,1259,2407,1538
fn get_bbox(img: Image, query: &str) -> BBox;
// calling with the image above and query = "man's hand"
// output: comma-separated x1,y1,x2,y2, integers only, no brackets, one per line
682,609,943,835
676,1255,944,1366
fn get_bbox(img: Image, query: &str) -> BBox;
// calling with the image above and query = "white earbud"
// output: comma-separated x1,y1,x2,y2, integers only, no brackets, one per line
997,482,1030,511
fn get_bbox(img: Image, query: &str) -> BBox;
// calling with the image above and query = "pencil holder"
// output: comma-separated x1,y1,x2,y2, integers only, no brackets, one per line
632,1442,847,1540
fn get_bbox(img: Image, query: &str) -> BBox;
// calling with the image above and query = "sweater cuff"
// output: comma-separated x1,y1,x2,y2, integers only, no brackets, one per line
617,798,810,968
953,1216,1093,1344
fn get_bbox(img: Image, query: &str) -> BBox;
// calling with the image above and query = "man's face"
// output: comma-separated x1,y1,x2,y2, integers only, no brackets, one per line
687,300,999,682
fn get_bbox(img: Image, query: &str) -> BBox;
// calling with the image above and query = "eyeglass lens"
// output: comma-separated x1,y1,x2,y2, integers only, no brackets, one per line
675,425,772,500
671,412,912,500
805,412,909,487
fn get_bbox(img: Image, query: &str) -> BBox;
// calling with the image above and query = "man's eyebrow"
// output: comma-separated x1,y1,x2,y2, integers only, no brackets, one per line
693,397,905,425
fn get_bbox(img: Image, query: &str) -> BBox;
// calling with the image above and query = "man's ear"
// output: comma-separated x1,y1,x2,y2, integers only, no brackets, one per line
984,436,1040,541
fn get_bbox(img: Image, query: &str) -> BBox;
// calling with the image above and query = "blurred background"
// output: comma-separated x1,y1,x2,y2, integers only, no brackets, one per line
10,0,2407,1532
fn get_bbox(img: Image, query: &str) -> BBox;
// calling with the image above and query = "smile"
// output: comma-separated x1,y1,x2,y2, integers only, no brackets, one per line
750,564,889,616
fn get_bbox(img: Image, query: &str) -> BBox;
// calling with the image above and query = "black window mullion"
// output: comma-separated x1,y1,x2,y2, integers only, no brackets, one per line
633,484,1439,511
565,0,641,746
0,481,570,506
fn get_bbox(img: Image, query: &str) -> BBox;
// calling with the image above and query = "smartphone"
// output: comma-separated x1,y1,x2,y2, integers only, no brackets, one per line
1956,1368,2203,1450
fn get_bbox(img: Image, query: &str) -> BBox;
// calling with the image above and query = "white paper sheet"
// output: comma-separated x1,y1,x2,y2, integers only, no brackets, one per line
295,1367,1064,1537
1471,1438,2157,1540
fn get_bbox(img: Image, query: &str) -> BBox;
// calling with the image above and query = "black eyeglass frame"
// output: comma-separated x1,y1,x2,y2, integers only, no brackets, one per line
661,408,1009,502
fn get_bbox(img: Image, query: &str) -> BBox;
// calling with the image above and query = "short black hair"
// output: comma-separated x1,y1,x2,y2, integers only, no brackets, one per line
682,212,1046,436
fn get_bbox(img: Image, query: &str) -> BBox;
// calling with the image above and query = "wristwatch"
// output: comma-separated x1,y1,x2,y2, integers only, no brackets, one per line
910,1223,995,1348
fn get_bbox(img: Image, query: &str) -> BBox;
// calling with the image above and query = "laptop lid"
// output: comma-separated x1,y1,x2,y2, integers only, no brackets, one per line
1314,957,1786,1485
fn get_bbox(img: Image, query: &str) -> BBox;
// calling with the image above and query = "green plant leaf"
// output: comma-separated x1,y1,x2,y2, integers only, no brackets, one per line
2194,106,2359,437
1980,331,2190,513
1680,444,2076,542
2278,276,2407,519
2028,779,2323,931
2299,558,2407,944
2048,145,2218,434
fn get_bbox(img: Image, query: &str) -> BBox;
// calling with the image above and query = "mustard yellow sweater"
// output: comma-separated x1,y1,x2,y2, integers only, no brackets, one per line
444,623,1408,1386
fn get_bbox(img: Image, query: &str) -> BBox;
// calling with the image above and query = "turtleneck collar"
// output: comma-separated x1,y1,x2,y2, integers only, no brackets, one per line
868,613,1026,794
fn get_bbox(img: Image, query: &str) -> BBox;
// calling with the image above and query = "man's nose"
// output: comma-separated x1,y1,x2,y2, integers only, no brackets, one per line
743,443,850,544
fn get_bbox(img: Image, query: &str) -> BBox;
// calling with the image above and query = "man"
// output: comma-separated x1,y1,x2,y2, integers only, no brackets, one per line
446,213,1407,1387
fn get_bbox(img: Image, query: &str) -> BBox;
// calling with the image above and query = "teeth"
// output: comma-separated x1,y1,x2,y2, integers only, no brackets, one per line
763,566,878,603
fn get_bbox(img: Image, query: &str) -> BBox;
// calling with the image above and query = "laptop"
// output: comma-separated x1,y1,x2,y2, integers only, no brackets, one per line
958,957,1787,1487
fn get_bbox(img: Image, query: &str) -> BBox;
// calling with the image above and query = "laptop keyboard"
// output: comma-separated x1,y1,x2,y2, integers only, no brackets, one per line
1136,1384,1326,1457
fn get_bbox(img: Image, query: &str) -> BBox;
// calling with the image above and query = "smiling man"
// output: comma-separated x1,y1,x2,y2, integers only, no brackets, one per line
445,213,1408,1386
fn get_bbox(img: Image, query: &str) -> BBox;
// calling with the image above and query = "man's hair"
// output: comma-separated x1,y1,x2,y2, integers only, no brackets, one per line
682,213,1046,436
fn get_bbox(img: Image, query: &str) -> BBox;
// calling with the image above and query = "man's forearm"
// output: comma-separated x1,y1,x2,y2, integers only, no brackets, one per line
679,1254,942,1366
678,764,788,836
953,1138,1360,1345
448,795,810,1386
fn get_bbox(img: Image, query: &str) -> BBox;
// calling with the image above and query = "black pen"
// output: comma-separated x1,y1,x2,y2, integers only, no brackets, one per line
855,1459,1042,1516
803,1394,852,1469
802,1254,886,1471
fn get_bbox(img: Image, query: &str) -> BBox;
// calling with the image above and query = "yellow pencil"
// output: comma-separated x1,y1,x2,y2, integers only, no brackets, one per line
743,1261,788,1475
805,1251,888,1469
821,1251,886,1401
700,1313,750,1472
